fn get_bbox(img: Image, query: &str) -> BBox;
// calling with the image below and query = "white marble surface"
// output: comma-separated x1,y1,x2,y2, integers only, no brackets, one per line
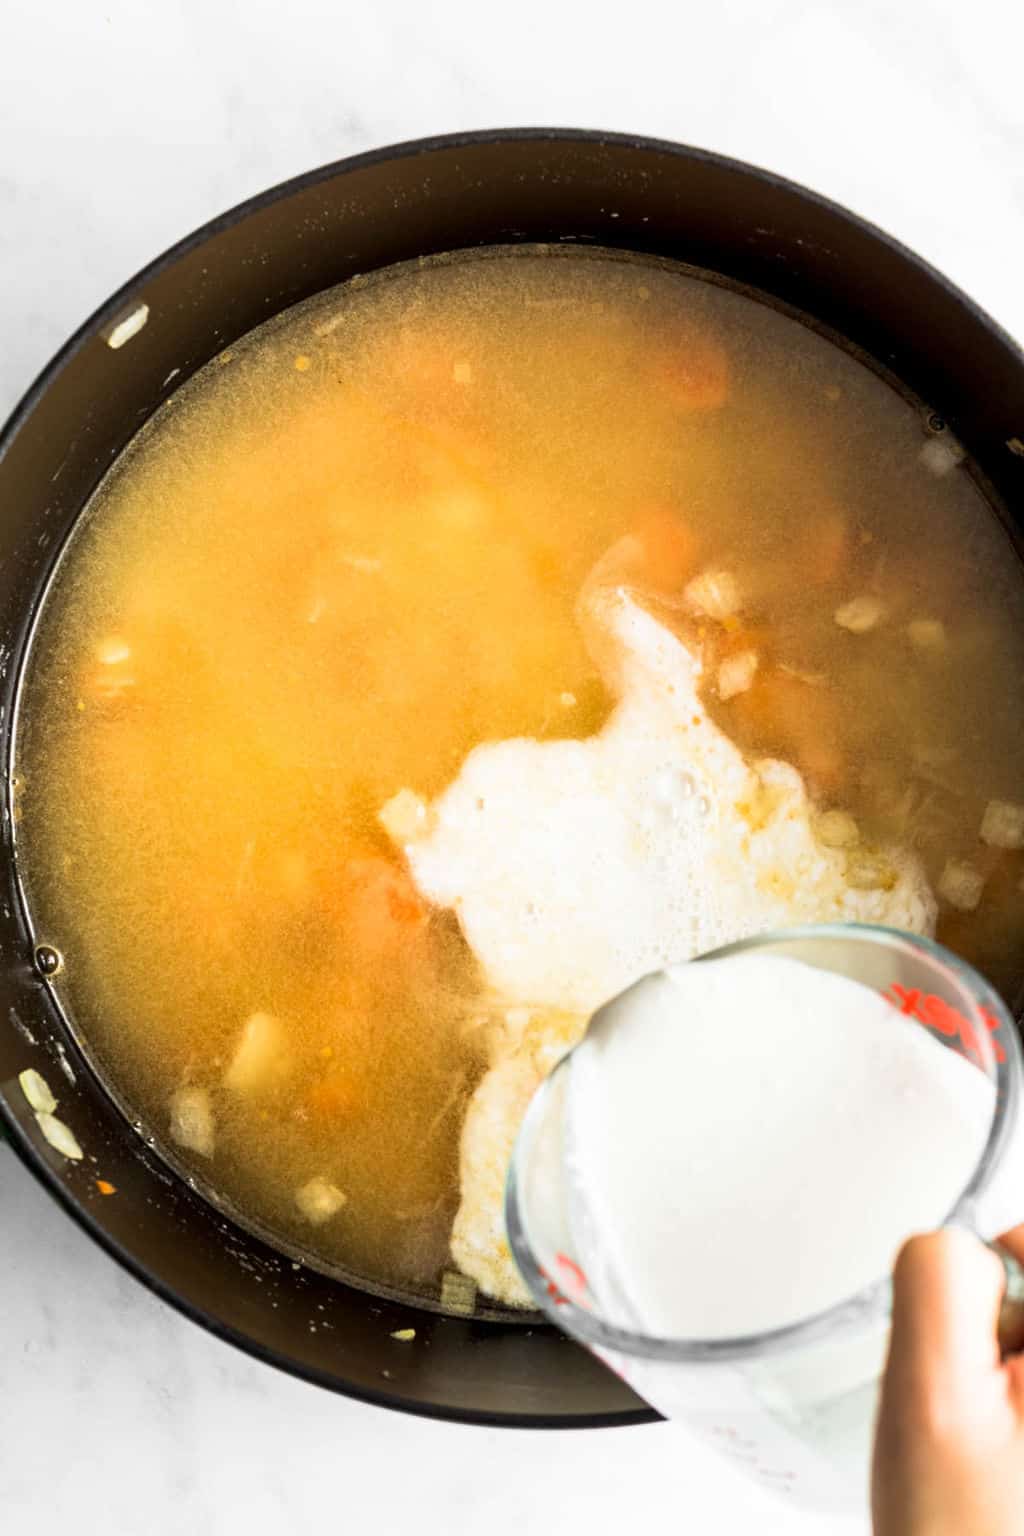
2,1,1023,1530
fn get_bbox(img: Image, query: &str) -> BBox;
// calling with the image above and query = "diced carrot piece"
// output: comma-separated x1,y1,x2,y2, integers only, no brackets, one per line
307,1070,362,1118
337,857,429,954
631,506,697,590
386,878,427,926
802,509,849,585
728,670,844,793
342,361,499,497
362,328,484,419
653,333,729,411
580,508,696,595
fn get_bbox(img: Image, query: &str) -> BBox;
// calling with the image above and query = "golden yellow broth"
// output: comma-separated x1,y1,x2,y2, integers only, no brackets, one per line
15,247,1024,1309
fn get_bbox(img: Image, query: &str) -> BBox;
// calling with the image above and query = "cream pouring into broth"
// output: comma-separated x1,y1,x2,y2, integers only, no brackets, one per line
14,246,1024,1313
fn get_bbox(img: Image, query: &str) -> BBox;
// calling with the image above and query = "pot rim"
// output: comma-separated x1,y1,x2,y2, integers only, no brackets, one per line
3,126,1020,468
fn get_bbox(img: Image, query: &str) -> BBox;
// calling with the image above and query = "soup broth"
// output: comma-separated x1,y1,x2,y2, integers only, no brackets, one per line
15,246,1024,1312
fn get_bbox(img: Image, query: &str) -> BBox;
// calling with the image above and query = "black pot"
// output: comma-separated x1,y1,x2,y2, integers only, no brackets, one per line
2,129,1022,1428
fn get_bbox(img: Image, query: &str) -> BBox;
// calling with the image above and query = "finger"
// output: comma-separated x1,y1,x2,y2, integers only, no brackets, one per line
996,1222,1024,1269
993,1224,1024,1356
887,1227,1005,1403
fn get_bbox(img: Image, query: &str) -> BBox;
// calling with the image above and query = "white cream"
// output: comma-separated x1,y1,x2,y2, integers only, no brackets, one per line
566,955,994,1339
405,589,935,1017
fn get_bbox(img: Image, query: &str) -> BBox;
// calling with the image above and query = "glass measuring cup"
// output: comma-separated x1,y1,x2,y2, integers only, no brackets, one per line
505,923,1024,1513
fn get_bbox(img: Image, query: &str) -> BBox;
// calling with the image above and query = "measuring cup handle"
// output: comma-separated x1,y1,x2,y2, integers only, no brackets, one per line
989,1241,1024,1357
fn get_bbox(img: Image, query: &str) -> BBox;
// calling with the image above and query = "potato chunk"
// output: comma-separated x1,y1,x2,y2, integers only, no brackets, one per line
906,618,947,654
980,799,1024,850
169,1086,215,1158
684,569,741,621
224,1012,286,1095
816,810,859,850
835,595,885,634
717,649,759,701
938,859,985,912
295,1176,347,1224
379,788,433,844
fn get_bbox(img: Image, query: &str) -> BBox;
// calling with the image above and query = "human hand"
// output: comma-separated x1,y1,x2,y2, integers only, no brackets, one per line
872,1224,1024,1535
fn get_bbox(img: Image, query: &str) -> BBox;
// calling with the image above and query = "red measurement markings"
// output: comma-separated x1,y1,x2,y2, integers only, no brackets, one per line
539,1253,589,1307
554,1252,588,1297
539,1273,570,1307
884,983,1006,1065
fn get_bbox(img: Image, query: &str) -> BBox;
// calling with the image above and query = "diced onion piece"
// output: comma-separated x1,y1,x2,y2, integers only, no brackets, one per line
96,637,132,666
906,618,947,653
779,662,826,686
18,1067,57,1114
104,303,149,350
938,859,985,912
683,568,741,621
295,1176,347,1224
94,671,136,699
379,788,433,845
717,649,759,701
390,1328,416,1341
440,1270,478,1316
844,849,897,892
92,633,136,699
834,595,885,634
980,799,1024,851
339,552,383,575
315,311,345,338
35,1111,83,1161
223,1012,285,1095
169,1086,215,1158
816,810,859,849
919,437,965,476
502,1007,533,1051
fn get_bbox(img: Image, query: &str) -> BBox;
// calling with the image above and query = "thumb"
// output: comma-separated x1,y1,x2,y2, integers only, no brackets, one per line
885,1227,1005,1408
